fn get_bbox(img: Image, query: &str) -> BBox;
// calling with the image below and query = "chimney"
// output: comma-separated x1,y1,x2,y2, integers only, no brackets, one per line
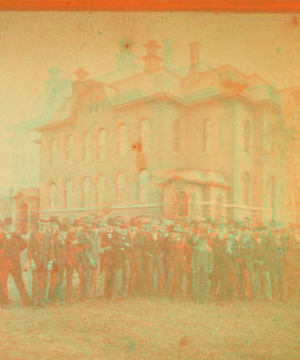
74,68,89,82
189,42,200,74
142,40,162,73
163,38,175,69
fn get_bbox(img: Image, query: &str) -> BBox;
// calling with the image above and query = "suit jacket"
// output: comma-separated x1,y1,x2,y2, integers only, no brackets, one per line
145,232,165,256
88,230,102,267
41,230,55,268
192,243,214,275
170,240,192,272
27,230,43,269
53,232,67,271
0,232,27,268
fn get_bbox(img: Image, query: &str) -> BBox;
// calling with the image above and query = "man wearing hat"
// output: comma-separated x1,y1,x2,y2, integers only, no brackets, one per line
87,220,104,299
170,224,192,300
48,222,68,306
145,220,166,297
101,217,119,299
127,217,146,297
65,219,83,302
0,218,31,307
193,228,214,305
27,220,46,307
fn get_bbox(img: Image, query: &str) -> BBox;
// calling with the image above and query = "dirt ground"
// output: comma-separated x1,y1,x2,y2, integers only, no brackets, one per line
1,293,299,360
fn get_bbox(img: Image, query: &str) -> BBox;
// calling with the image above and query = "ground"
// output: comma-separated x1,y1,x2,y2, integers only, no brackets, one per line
1,295,299,360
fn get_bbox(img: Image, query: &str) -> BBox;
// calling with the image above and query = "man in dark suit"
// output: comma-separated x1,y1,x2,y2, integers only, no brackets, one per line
0,219,31,307
128,218,146,297
192,229,214,305
27,220,46,307
49,221,68,306
145,221,165,296
170,225,192,300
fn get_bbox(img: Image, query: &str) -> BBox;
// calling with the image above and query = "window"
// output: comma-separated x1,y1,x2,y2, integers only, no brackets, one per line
243,172,250,206
84,132,92,162
51,139,58,167
116,173,125,203
173,119,181,152
65,179,72,208
139,170,149,204
83,177,91,206
141,119,150,152
203,119,211,153
96,176,105,204
66,135,73,164
244,120,250,153
50,183,57,209
98,129,106,160
117,125,127,156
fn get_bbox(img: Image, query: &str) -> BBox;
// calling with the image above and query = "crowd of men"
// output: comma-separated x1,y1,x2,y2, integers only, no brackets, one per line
0,214,299,309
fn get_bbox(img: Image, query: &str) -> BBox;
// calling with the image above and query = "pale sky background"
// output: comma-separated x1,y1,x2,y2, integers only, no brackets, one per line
0,11,300,189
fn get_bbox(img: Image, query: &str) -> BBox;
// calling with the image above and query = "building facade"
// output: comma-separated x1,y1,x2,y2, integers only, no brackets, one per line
13,39,295,224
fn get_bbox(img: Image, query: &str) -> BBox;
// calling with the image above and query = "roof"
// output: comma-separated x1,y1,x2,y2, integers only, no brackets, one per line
155,169,230,187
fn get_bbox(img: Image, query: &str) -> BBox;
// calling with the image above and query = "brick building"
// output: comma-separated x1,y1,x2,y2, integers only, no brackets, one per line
12,39,295,224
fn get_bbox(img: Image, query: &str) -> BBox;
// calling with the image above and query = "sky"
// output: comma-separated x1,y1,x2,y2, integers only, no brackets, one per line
1,11,300,188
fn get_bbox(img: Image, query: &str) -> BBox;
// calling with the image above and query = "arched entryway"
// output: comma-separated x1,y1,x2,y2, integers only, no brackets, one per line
172,190,189,220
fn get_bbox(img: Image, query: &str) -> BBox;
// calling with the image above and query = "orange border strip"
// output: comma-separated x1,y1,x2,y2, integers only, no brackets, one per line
0,1,300,12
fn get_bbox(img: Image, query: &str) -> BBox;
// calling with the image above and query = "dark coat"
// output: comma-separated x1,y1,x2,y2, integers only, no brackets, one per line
27,230,43,269
0,232,27,268
170,240,192,272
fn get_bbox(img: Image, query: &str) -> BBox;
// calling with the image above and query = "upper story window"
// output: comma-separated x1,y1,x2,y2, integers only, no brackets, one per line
65,179,72,208
50,139,58,167
117,125,128,157
96,176,105,204
203,119,211,153
139,170,149,204
116,172,125,203
173,119,181,152
141,119,150,152
244,120,251,153
98,129,106,160
243,172,251,206
66,135,73,164
50,183,57,209
83,177,91,206
83,132,92,162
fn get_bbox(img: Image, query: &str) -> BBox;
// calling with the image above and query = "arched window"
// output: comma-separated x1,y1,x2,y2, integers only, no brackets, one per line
139,170,149,204
98,129,106,160
243,172,250,206
65,179,72,208
203,119,211,153
84,132,92,162
51,139,58,167
66,135,73,164
116,173,125,203
117,125,127,157
50,183,57,209
244,120,250,153
141,119,150,152
173,119,181,152
96,176,105,204
83,177,91,206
